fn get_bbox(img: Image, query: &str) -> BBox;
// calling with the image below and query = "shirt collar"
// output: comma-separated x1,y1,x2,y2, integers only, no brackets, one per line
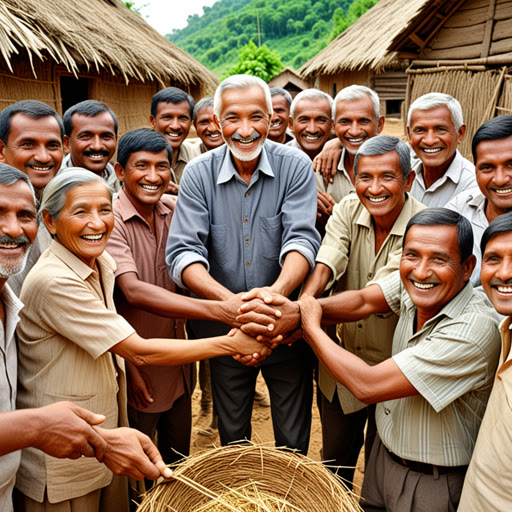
217,143,274,185
62,153,113,182
415,150,464,186
1,283,23,319
115,188,171,226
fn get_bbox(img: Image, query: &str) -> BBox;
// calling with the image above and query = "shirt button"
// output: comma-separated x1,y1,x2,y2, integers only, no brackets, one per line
384,408,391,415
246,261,250,266
367,272,373,280
246,191,250,197
244,218,248,223
358,324,362,328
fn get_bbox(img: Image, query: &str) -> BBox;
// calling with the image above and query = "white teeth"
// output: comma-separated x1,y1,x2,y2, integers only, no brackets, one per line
31,166,51,171
368,196,387,203
271,121,282,127
347,137,364,142
165,132,181,138
140,184,159,190
82,234,103,241
208,133,220,138
237,138,257,145
88,154,104,159
0,243,20,249
496,188,512,194
305,134,320,140
497,285,512,293
413,281,435,290
422,148,442,153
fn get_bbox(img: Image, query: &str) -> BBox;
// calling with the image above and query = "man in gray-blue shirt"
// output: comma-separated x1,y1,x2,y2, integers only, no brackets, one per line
166,75,320,453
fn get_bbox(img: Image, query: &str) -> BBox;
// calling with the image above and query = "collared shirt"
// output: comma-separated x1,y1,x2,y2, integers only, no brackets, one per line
0,285,23,512
315,147,355,204
61,153,121,192
16,241,134,503
167,140,320,293
174,139,202,184
446,186,488,287
7,220,52,297
459,317,512,511
106,188,189,413
375,271,500,466
316,194,425,413
410,150,476,207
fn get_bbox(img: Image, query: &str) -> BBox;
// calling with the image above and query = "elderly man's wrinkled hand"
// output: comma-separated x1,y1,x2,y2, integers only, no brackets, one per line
298,295,323,335
312,139,342,183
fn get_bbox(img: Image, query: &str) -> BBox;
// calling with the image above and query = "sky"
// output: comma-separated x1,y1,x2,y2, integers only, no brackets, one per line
139,0,219,35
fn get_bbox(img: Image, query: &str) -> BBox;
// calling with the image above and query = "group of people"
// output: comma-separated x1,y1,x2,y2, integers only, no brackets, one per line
0,72,511,512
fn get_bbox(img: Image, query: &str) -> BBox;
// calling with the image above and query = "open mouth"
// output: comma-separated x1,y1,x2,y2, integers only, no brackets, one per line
347,136,364,143
233,136,259,146
206,133,221,139
367,196,388,203
81,234,104,243
421,148,443,154
412,281,437,290
496,285,512,293
164,131,182,139
271,120,282,127
29,165,52,172
139,184,159,191
495,188,512,195
84,152,109,160
303,134,321,141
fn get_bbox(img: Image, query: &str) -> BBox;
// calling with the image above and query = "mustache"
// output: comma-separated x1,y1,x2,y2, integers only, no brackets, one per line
0,234,30,245
489,277,512,287
231,130,260,141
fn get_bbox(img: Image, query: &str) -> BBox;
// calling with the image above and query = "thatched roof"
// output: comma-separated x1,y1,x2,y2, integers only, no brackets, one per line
0,0,218,90
300,0,432,78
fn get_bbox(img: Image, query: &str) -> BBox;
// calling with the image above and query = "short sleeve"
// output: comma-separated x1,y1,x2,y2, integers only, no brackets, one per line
372,270,402,315
106,215,138,278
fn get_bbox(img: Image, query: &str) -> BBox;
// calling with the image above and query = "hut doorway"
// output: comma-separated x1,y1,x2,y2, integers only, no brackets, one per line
60,76,90,114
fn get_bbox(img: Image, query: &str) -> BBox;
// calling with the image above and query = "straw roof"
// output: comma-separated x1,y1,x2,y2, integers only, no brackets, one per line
300,0,433,78
0,0,218,90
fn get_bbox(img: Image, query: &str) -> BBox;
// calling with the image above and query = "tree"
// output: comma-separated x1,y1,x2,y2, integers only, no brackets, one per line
223,40,283,81
329,0,379,41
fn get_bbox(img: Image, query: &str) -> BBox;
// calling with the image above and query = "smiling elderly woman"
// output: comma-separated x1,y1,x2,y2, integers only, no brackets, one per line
14,169,264,512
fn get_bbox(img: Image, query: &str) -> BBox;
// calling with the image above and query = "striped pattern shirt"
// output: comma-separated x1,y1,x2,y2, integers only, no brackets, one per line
375,271,501,466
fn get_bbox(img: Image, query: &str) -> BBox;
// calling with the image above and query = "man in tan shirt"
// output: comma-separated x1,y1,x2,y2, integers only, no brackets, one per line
301,135,424,487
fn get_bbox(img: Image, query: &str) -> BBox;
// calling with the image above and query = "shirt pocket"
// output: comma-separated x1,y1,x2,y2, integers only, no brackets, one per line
259,213,282,261
209,224,229,267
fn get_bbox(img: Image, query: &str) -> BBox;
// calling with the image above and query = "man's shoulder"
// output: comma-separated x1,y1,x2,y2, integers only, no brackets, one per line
446,186,484,212
181,139,203,159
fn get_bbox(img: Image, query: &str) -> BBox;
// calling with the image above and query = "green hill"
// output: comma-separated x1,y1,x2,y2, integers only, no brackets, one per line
167,0,356,78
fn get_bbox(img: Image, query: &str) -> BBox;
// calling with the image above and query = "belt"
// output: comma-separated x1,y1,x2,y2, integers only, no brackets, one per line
386,447,468,476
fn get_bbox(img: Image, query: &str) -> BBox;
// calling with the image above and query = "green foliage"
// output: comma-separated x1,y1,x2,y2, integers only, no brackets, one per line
223,41,283,81
122,1,147,16
329,0,379,41
167,0,378,78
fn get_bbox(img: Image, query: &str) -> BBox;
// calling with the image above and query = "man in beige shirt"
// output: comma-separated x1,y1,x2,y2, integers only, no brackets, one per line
301,135,424,487
459,212,512,511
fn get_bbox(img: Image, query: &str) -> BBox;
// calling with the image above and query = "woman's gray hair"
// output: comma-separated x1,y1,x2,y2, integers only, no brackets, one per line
0,163,37,206
333,85,380,121
354,135,411,180
214,75,272,119
39,168,112,222
407,92,464,132
290,89,333,120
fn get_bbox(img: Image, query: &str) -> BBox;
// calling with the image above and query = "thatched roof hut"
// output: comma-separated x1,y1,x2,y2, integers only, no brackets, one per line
299,0,432,117
268,67,311,98
0,0,218,134
388,0,512,158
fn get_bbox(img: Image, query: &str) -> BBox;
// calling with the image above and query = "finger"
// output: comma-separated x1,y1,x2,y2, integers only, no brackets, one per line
240,322,274,336
136,435,163,480
238,302,281,317
81,441,96,459
236,311,277,327
227,328,237,336
72,404,106,426
256,333,283,343
89,428,108,461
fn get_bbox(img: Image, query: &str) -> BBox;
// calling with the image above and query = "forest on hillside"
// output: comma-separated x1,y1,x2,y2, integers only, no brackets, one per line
167,0,377,78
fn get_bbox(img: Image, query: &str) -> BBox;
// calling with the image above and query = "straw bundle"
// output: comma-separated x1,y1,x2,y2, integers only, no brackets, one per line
137,444,362,512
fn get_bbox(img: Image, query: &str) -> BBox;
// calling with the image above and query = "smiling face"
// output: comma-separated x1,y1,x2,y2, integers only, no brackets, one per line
194,106,223,150
481,231,512,316
44,181,114,269
268,94,290,143
355,151,413,226
115,149,171,212
289,98,332,159
400,224,474,320
0,180,37,281
407,106,465,174
334,96,383,155
216,86,271,165
0,113,63,191
150,100,192,151
475,136,512,221
65,112,117,175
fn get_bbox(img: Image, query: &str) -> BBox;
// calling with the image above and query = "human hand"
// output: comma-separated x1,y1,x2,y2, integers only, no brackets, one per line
166,181,179,195
33,401,107,460
298,295,323,337
95,427,173,480
126,364,153,409
312,138,342,183
229,328,272,363
317,190,335,223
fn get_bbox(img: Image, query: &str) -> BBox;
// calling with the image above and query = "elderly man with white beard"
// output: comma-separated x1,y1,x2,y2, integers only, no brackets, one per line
166,74,321,453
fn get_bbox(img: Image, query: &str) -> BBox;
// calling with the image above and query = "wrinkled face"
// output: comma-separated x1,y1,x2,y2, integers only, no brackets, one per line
289,98,332,158
268,95,290,142
400,224,473,319
44,182,114,269
481,231,512,316
334,96,382,155
194,106,223,150
355,152,412,225
216,86,271,164
116,149,171,210
407,106,464,171
0,180,37,280
0,114,63,191
150,100,192,151
65,112,117,175
475,136,512,219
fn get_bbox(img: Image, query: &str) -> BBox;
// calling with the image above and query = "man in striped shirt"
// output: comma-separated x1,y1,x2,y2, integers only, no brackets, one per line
297,208,501,511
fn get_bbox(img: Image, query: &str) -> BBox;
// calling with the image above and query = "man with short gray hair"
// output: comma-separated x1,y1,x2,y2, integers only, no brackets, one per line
301,135,424,487
167,74,321,453
268,88,293,145
407,92,476,207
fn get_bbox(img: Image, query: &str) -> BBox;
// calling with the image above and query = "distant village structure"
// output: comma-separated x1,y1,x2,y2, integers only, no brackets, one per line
0,0,218,135
268,67,310,98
